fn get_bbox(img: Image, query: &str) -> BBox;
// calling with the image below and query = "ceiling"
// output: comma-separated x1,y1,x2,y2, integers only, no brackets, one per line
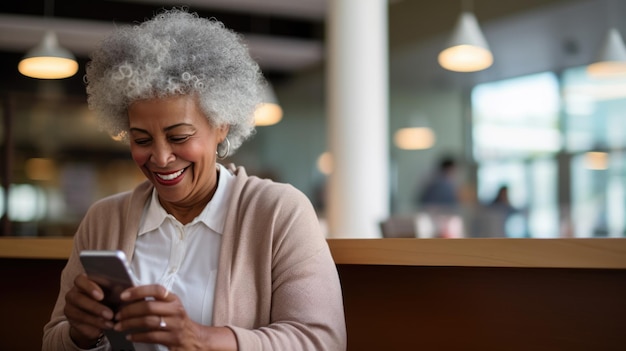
0,0,580,95
0,0,327,94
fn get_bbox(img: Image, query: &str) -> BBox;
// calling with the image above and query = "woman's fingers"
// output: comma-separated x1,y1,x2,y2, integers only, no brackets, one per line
64,297,114,329
113,285,190,347
114,314,171,332
65,274,114,321
64,274,115,347
120,284,171,302
116,312,194,347
73,273,105,301
115,284,175,322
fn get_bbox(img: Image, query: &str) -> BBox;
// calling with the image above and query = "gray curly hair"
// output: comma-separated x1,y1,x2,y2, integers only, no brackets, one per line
85,8,264,154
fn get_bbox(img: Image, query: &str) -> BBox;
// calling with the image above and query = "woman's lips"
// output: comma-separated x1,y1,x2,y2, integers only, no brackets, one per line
153,167,188,185
157,168,185,180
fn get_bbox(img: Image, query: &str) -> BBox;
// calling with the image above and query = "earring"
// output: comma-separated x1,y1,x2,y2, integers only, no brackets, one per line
216,137,230,160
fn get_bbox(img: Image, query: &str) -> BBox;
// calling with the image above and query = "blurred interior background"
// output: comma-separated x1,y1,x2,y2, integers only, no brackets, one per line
1,0,626,239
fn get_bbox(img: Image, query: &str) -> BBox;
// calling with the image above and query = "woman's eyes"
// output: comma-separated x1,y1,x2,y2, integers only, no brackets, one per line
169,135,190,143
133,135,190,145
133,138,151,145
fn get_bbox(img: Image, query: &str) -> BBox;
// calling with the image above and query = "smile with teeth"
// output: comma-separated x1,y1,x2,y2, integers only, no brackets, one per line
156,167,187,180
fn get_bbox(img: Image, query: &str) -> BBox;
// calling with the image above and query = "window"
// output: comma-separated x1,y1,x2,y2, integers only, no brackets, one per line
471,72,560,237
472,68,626,238
563,66,626,237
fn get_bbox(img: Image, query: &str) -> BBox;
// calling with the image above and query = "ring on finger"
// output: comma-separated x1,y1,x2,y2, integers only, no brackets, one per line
159,316,167,329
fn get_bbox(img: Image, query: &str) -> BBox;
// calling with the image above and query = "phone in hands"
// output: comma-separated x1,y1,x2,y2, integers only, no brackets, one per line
80,250,136,310
79,250,137,351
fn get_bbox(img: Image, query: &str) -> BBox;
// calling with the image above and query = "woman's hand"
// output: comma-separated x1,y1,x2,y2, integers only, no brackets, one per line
114,285,237,350
63,273,114,348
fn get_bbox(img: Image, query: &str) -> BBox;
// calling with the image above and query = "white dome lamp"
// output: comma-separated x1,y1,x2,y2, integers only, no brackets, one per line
587,28,626,78
587,0,626,78
438,8,493,73
254,80,283,127
17,0,78,80
18,30,79,79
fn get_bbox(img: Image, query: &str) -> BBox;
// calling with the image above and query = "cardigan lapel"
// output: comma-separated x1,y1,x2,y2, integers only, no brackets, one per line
212,164,249,325
121,180,152,262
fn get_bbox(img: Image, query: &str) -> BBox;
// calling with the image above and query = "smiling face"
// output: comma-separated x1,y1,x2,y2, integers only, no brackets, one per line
128,94,228,217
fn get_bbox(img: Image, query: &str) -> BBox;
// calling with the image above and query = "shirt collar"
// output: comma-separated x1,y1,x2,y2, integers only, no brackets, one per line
138,163,233,236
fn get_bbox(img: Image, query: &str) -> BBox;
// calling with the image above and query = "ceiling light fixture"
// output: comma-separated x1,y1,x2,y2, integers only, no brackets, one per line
17,0,78,79
438,1,493,73
254,80,283,126
584,151,609,170
587,0,626,78
18,31,79,79
393,127,436,150
587,28,626,78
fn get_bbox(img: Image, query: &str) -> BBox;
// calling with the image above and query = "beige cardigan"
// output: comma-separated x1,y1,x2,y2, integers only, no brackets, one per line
43,165,347,351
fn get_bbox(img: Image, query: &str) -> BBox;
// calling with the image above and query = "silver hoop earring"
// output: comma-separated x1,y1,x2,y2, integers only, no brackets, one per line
216,137,230,160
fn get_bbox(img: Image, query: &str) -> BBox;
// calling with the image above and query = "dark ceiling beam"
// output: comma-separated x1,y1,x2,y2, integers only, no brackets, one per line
0,0,324,41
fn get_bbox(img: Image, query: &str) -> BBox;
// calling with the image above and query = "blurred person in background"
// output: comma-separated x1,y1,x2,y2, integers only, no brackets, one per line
414,156,464,238
479,185,524,237
415,156,460,209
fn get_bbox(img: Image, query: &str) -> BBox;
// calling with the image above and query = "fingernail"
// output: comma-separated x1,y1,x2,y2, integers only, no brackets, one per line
104,321,114,329
120,291,130,300
114,323,122,331
102,310,113,320
93,290,103,300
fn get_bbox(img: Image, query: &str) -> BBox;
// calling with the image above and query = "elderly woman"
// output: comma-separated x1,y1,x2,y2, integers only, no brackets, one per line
42,9,346,351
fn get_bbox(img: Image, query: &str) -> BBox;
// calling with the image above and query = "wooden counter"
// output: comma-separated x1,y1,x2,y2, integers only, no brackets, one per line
2,237,626,350
328,237,626,268
0,237,73,259
3,236,626,268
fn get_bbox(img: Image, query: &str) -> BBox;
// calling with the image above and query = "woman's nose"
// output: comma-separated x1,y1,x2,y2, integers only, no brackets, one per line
150,142,175,167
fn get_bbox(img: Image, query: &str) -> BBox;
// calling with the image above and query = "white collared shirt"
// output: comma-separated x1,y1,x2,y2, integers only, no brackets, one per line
130,164,233,350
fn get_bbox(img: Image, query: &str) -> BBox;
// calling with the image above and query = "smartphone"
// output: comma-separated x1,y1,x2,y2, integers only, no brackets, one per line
80,250,136,310
79,250,137,351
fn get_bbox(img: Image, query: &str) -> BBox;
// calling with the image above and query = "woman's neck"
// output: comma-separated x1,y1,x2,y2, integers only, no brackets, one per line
160,167,220,225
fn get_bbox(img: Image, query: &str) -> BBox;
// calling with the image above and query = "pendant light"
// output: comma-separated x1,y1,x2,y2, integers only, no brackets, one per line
587,0,626,78
394,115,436,150
438,1,493,73
586,0,626,78
587,28,626,78
18,31,79,79
17,0,78,79
254,80,283,126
